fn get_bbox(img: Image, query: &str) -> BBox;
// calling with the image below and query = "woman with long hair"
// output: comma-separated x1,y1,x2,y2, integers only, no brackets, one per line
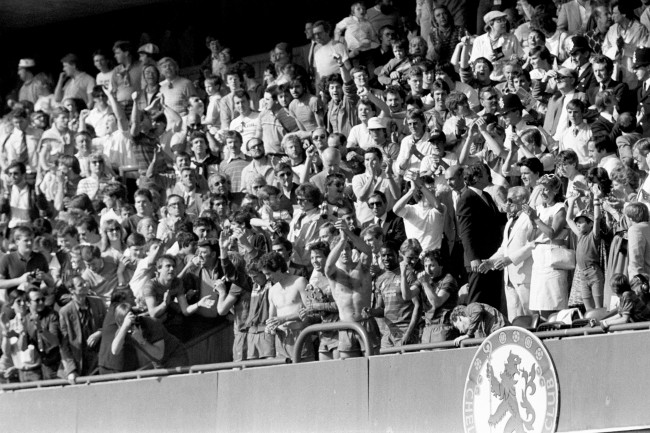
100,219,127,262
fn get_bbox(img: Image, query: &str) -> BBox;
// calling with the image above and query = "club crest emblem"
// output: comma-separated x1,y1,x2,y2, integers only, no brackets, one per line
499,97,505,110
462,327,560,433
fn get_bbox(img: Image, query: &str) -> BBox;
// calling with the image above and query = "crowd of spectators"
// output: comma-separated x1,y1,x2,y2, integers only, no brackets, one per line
3,0,650,383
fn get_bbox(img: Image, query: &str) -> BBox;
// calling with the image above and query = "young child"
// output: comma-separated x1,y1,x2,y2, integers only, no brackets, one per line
599,273,650,330
566,193,604,310
203,75,223,132
117,233,147,287
334,1,379,60
451,302,510,346
379,39,411,86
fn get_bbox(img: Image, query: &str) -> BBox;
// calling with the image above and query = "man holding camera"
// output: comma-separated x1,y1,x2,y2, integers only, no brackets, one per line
111,302,188,370
0,226,53,304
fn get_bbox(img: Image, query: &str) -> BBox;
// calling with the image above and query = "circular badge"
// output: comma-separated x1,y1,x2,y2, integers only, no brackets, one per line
462,326,560,433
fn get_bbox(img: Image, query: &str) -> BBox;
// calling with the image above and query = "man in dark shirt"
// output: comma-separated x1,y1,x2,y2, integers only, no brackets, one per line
0,225,53,303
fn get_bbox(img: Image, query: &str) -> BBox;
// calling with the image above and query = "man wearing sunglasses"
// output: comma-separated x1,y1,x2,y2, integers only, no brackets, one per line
479,186,535,321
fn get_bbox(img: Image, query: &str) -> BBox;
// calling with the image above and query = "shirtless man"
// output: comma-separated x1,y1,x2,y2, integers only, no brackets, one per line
263,252,314,361
325,220,380,358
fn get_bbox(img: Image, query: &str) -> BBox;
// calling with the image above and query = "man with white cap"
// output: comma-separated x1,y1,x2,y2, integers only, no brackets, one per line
469,10,523,82
542,67,588,140
17,58,38,104
367,116,399,161
138,43,159,65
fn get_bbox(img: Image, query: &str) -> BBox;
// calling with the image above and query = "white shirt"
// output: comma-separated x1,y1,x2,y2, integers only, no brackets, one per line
553,90,576,141
313,41,349,82
395,131,432,174
394,201,445,251
230,112,261,152
347,123,373,150
351,172,396,224
559,122,592,164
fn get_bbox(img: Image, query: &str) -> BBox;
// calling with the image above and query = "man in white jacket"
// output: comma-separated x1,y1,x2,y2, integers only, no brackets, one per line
479,186,536,321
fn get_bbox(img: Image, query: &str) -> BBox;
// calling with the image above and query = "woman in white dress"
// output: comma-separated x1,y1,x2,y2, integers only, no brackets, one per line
523,174,570,318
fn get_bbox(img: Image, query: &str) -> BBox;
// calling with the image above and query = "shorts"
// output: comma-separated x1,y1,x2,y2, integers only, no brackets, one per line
338,318,381,355
318,330,339,353
246,331,276,360
275,327,315,362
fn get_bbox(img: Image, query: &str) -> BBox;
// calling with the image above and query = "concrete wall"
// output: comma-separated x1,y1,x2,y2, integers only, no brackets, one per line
2,331,650,433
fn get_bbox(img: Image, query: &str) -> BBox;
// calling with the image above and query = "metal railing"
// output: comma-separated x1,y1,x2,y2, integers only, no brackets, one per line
3,321,649,392
0,358,289,393
379,321,650,355
292,322,372,363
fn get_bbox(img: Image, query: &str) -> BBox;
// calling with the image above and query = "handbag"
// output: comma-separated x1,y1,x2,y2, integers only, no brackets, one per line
547,246,576,270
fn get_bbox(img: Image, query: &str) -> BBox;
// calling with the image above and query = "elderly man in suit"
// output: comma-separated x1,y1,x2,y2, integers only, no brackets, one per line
543,67,588,142
479,186,535,321
456,163,506,312
60,275,107,384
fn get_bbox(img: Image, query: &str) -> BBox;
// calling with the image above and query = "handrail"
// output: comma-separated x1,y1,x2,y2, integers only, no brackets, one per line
0,358,287,393
3,321,648,392
292,322,372,363
379,321,650,355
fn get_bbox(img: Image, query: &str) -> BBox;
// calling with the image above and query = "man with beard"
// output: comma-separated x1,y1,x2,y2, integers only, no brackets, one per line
262,252,313,361
241,138,275,194
479,186,535,321
326,220,379,358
